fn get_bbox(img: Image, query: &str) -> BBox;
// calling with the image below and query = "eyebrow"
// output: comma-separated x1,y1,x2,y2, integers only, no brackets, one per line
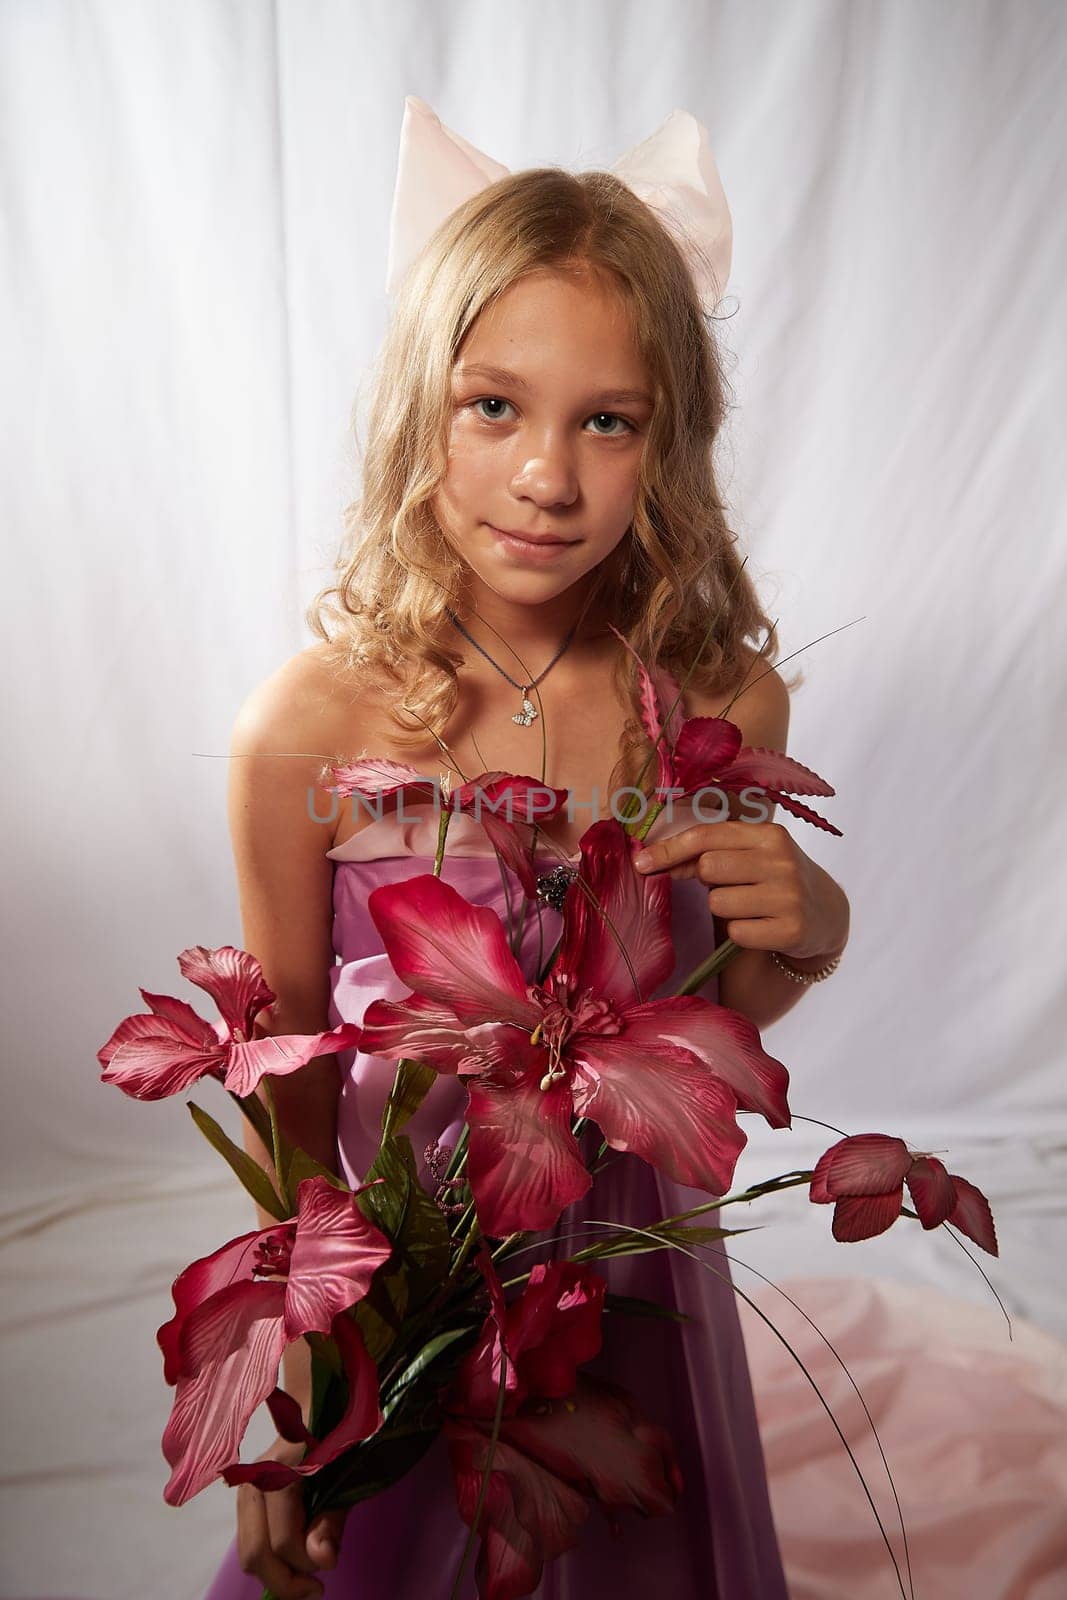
454,362,654,409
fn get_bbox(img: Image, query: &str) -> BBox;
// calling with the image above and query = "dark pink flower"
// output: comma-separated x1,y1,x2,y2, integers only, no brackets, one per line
809,1132,998,1255
98,944,362,1100
325,758,570,894
442,1249,681,1600
157,1175,392,1504
611,630,841,835
358,818,790,1237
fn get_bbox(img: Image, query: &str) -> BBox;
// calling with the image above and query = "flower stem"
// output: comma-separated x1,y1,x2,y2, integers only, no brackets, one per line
259,1078,291,1212
630,799,664,841
442,1123,470,1184
450,1204,482,1276
674,937,741,996
433,805,451,876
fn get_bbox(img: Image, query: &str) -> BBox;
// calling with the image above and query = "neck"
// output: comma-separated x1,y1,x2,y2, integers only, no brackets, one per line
448,580,613,680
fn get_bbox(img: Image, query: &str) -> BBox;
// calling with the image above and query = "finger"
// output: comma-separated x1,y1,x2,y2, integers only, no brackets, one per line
712,915,785,950
704,884,780,920
236,1487,323,1599
634,821,759,875
266,1481,324,1576
307,1506,349,1571
694,850,764,886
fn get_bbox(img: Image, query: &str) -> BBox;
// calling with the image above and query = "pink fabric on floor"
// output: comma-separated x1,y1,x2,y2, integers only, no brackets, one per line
737,1275,1067,1600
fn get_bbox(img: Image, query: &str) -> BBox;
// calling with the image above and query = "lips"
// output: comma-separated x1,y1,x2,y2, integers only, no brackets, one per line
489,526,577,547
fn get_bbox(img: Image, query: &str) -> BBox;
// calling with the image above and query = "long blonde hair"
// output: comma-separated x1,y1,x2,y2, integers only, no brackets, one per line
307,166,792,785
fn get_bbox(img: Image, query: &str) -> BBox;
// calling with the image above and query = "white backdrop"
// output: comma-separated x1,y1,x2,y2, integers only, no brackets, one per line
2,3,1064,1597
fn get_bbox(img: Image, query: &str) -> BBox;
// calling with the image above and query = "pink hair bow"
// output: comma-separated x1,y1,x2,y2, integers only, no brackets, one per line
385,96,733,311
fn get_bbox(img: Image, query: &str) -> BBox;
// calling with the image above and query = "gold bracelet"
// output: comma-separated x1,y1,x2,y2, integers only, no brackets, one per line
770,949,843,985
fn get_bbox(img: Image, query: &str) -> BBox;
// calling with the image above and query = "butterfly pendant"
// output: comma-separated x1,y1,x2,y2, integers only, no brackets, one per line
512,695,539,727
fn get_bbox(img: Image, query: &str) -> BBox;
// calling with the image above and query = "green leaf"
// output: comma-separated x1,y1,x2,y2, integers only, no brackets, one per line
381,1324,477,1420
360,1136,451,1311
286,1147,351,1194
572,1222,751,1262
354,1264,409,1365
306,1424,442,1518
381,1058,438,1142
350,1136,453,1364
228,1087,273,1153
307,1335,346,1439
187,1101,287,1220
603,1291,692,1325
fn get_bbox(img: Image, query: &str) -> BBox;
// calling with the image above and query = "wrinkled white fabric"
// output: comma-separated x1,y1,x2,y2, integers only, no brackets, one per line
739,1276,1067,1600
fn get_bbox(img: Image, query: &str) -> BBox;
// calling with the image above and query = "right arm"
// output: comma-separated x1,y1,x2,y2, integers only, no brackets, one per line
226,651,349,1593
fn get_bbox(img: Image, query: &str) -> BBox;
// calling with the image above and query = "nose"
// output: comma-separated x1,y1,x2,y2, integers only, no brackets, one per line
510,451,579,511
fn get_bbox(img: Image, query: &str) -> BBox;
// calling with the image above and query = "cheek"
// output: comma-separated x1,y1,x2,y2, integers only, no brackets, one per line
438,431,500,511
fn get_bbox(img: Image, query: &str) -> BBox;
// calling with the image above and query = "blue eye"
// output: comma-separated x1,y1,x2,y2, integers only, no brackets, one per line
473,397,512,422
586,411,633,437
469,398,634,436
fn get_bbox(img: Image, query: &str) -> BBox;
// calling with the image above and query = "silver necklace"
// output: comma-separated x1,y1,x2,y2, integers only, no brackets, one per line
446,608,580,727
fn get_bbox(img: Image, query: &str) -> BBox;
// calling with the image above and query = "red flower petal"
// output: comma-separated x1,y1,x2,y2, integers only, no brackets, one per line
445,1373,682,1598
822,1134,913,1197
465,1073,590,1237
265,1384,313,1446
456,773,568,825
368,874,538,1028
325,757,437,805
557,819,675,1007
176,945,274,1037
357,992,477,1072
831,1189,904,1242
161,1278,288,1505
808,1143,836,1204
283,1177,393,1342
671,716,744,792
446,1425,588,1600
457,1260,607,1421
501,1375,682,1515
716,747,836,798
905,1156,957,1230
946,1174,999,1257
758,790,843,836
223,1023,363,1098
98,1017,227,1100
648,665,686,756
157,1225,268,1384
137,990,220,1047
223,1311,383,1490
455,774,569,898
505,1264,605,1401
569,1026,746,1196
620,996,791,1129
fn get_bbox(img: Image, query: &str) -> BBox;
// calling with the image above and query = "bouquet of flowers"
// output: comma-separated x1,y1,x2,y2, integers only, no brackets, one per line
98,648,997,1600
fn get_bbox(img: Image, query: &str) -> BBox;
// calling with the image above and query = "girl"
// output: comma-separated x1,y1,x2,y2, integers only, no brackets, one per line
207,144,850,1600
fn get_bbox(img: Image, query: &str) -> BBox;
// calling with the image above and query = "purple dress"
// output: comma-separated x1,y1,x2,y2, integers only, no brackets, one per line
204,802,788,1599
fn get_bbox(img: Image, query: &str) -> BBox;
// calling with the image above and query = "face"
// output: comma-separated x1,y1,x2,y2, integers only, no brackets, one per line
431,269,653,622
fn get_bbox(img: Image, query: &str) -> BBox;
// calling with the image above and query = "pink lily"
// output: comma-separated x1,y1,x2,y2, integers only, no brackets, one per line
97,944,362,1099
358,817,791,1237
325,757,570,894
611,629,841,835
442,1250,681,1600
809,1132,998,1254
157,1174,392,1504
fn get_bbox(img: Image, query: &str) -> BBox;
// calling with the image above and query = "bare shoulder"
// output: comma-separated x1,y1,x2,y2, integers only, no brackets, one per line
225,647,369,1031
686,647,791,752
230,643,362,756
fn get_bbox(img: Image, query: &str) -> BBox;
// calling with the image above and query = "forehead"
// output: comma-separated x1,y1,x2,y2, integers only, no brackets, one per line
454,270,649,393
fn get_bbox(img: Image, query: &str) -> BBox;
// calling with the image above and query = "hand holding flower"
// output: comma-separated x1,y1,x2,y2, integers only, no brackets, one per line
634,819,850,965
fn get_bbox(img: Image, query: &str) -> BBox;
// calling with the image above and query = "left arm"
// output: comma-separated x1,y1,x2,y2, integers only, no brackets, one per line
636,658,850,1030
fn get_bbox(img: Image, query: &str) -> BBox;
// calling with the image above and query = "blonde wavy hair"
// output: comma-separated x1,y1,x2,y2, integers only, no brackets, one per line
306,166,795,789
